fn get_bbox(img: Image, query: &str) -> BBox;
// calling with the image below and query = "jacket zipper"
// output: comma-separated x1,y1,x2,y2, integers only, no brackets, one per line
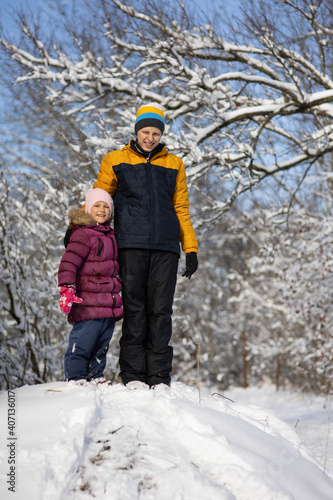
109,234,116,256
146,155,155,247
97,238,103,256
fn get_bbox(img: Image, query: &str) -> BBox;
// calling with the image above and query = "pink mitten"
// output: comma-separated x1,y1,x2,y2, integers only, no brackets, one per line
59,286,83,314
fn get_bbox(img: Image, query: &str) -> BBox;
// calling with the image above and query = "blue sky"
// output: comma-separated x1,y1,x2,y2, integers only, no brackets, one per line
0,0,229,39
0,0,228,36
0,0,62,111
0,0,43,35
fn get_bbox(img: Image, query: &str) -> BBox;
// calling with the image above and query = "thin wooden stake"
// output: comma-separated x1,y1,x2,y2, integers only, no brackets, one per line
196,334,201,404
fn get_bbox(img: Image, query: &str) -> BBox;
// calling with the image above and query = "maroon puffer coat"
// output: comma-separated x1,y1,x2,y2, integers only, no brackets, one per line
58,209,123,324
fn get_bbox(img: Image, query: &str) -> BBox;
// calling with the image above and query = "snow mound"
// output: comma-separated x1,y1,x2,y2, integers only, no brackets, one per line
0,381,332,499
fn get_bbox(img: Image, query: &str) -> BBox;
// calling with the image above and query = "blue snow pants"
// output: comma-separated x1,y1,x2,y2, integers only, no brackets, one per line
64,317,115,381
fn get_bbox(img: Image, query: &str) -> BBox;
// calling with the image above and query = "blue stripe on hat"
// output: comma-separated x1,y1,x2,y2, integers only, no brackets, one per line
136,112,165,124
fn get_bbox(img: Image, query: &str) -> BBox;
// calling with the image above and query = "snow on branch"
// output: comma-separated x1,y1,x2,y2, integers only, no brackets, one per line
1,0,333,214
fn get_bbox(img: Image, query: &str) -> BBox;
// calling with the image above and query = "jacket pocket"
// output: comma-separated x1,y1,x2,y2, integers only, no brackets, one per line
84,276,112,292
88,276,111,286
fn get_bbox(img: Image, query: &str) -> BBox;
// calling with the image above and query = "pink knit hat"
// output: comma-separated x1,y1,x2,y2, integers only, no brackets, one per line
85,188,113,215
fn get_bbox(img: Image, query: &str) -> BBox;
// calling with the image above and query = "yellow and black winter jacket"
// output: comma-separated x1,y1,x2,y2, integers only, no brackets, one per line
93,140,198,256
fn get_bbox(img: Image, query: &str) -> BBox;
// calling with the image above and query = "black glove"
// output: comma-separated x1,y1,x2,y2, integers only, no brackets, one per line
64,226,73,248
182,252,198,279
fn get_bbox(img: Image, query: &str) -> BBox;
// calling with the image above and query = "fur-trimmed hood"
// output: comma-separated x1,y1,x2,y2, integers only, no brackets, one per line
68,208,111,227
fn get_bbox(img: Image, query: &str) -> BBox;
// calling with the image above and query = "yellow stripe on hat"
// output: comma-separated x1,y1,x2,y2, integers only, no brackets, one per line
136,105,164,119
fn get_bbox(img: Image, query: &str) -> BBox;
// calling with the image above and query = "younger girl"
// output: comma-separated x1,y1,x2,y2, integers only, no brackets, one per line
58,188,123,381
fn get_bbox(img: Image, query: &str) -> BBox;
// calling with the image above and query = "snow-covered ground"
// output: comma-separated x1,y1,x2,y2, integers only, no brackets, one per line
0,381,332,500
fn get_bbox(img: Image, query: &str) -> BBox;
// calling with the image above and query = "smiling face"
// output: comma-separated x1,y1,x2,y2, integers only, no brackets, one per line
90,201,111,223
136,126,162,152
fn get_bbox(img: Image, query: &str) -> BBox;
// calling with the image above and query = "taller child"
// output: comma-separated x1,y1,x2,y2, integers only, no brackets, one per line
93,103,198,387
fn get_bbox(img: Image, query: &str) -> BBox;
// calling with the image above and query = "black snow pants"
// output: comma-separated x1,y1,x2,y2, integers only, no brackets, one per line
118,249,179,387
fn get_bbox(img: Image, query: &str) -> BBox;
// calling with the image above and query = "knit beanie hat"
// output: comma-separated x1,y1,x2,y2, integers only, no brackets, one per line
135,103,165,134
85,188,113,215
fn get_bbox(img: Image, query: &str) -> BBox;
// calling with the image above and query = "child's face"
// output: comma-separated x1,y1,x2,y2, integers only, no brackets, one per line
90,201,110,223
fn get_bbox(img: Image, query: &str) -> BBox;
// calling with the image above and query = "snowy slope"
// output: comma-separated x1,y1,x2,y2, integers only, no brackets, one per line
0,381,332,500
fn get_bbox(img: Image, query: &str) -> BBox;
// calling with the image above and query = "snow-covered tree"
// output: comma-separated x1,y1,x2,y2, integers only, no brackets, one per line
2,0,333,211
0,168,66,387
1,0,333,392
239,198,333,394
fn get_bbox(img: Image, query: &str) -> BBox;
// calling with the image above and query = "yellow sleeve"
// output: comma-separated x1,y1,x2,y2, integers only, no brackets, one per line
172,160,198,254
93,152,119,196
